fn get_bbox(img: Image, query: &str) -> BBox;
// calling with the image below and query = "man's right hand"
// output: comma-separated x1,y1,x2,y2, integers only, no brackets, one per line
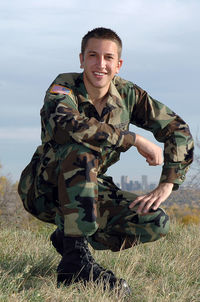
134,134,163,166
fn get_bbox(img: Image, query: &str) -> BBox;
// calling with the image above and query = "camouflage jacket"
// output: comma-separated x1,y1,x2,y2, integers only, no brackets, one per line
37,72,193,189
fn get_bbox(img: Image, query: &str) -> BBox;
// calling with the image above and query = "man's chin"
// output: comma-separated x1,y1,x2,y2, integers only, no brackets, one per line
83,74,110,90
90,81,107,89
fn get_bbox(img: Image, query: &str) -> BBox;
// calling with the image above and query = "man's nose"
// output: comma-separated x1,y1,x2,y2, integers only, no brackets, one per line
97,56,106,68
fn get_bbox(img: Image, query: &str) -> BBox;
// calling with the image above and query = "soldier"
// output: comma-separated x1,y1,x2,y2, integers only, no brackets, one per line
18,27,194,295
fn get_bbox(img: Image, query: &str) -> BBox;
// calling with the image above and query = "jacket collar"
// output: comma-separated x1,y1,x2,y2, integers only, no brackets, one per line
77,74,124,108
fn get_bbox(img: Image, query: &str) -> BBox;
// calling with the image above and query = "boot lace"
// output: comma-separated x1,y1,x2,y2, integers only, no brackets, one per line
77,238,116,282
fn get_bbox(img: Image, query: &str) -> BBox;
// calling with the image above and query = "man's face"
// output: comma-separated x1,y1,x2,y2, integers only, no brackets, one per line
79,38,123,92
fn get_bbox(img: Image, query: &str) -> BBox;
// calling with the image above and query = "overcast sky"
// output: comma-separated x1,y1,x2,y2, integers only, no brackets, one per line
0,0,199,185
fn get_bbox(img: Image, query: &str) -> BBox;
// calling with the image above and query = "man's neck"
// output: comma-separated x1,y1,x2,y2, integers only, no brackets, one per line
83,77,110,103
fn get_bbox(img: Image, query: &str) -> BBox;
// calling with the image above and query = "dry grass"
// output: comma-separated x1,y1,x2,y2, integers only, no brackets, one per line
0,220,199,302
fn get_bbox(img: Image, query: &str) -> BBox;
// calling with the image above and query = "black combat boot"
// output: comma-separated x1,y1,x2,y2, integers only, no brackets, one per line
56,236,131,295
50,228,64,255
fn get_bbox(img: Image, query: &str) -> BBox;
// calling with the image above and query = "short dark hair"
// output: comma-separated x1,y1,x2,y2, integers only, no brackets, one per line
81,27,122,58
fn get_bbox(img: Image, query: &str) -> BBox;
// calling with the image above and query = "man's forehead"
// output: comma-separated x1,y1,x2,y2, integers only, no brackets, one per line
85,38,118,53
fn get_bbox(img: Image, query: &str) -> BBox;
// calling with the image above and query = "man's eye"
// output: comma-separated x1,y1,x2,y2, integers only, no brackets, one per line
106,56,114,60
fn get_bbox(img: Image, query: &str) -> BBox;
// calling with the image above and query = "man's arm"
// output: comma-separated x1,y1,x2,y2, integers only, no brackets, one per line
127,85,194,213
130,85,194,190
133,134,163,166
41,91,135,153
129,133,173,213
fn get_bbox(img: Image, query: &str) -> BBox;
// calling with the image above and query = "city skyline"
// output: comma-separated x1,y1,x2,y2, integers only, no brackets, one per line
117,174,156,192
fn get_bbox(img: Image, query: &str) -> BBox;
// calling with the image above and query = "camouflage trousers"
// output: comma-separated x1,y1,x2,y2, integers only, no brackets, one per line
18,143,170,252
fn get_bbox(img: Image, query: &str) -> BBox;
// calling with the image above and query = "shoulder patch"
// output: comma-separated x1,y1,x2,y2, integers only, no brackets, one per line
50,84,72,95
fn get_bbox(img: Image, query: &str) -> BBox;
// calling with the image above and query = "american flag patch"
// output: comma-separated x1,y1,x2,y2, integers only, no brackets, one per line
50,84,72,95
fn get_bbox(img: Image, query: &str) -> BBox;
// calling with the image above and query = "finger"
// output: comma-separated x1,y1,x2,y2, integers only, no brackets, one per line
136,196,153,213
147,160,156,166
157,152,163,165
146,157,157,166
129,196,145,209
151,198,163,210
138,196,157,213
147,154,163,166
142,198,157,213
137,200,148,213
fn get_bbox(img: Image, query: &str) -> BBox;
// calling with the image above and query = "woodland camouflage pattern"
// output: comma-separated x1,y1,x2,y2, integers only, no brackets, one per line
18,73,193,249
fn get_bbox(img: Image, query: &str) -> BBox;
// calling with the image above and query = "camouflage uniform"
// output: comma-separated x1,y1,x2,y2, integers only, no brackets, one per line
18,73,193,251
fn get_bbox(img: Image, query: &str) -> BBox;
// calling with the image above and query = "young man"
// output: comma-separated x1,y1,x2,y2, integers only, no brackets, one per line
18,27,193,295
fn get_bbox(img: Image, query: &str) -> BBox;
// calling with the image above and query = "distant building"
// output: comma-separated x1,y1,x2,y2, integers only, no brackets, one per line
142,175,148,191
119,174,155,192
132,181,142,191
121,175,129,190
149,183,156,190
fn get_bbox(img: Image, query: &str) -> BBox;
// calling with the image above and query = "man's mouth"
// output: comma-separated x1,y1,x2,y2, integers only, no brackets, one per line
93,72,106,76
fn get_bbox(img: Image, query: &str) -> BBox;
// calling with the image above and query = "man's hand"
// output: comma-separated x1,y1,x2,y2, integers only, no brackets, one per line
129,182,173,214
134,134,163,166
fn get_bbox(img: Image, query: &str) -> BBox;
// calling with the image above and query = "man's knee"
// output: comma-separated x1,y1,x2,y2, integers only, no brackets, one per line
149,208,170,239
130,208,170,244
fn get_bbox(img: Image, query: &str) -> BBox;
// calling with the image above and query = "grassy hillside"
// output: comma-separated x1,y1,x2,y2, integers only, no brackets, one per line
0,220,199,302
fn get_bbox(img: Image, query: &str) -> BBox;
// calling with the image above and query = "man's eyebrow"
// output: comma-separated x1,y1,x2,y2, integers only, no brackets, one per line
87,50,115,56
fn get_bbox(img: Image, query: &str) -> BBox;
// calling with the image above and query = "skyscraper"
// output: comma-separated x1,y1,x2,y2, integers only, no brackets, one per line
142,175,148,191
121,175,129,190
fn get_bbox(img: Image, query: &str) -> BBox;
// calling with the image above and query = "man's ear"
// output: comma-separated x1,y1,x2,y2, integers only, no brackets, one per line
79,53,84,69
116,59,123,74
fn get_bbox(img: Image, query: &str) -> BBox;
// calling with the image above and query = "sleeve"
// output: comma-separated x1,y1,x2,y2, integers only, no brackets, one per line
41,91,136,153
131,85,194,190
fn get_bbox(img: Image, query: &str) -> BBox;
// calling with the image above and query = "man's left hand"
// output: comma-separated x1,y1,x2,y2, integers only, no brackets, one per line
129,182,173,214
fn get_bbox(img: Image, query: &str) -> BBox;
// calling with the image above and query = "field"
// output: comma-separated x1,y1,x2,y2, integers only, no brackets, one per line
0,219,199,302
0,174,200,301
